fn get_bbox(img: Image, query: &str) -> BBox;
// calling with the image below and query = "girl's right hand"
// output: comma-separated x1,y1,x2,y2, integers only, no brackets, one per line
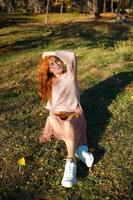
38,134,47,143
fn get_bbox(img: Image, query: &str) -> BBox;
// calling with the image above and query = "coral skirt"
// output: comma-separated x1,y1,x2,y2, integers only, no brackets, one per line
40,106,87,148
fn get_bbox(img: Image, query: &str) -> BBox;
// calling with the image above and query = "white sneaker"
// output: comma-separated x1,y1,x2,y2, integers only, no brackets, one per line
61,159,77,188
75,145,94,167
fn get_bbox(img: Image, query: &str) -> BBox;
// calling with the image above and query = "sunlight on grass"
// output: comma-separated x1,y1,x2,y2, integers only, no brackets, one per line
0,14,133,200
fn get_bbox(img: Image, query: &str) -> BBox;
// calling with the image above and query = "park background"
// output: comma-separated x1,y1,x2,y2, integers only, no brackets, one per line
0,0,133,200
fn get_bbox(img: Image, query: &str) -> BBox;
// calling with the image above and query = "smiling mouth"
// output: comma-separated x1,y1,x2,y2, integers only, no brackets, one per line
56,66,61,70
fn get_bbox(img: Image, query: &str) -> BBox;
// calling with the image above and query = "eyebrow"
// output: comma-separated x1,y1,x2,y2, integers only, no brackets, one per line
49,58,59,64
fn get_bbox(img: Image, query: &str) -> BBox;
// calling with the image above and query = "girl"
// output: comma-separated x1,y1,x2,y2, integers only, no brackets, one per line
37,50,94,188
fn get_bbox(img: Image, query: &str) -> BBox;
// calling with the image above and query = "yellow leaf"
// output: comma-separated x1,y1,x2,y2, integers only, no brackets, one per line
131,96,133,100
18,157,26,166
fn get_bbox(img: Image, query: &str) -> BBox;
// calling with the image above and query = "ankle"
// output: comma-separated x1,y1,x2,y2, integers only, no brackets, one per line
66,156,75,162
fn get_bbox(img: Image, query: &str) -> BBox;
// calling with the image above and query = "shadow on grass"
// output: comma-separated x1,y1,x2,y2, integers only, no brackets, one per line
80,71,133,171
52,21,131,48
1,188,34,200
0,70,132,198
1,20,133,56
0,14,34,28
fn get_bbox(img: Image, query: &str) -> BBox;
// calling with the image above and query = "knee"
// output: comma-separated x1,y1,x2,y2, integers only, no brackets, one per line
48,114,61,128
47,114,55,124
64,121,74,132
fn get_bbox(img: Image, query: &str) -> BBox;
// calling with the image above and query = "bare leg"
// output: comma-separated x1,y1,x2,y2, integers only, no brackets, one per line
49,115,76,159
64,140,75,160
63,121,76,160
61,121,77,188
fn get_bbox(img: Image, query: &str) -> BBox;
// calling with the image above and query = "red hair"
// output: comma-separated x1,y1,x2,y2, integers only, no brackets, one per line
37,56,54,101
37,55,65,102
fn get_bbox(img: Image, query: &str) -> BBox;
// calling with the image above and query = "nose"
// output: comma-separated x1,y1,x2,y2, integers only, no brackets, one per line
54,62,60,68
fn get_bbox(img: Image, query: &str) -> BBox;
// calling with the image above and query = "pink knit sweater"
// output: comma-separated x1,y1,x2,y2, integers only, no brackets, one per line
42,51,80,113
41,51,87,147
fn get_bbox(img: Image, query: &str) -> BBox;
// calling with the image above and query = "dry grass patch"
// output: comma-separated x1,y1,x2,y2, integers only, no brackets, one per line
87,65,104,78
108,62,124,70
0,14,133,200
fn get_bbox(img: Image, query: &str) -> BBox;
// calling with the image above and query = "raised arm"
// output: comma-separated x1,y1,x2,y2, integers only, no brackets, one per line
55,50,77,72
42,50,77,77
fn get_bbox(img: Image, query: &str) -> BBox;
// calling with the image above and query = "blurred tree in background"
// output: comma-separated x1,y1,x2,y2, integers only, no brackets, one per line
0,0,132,16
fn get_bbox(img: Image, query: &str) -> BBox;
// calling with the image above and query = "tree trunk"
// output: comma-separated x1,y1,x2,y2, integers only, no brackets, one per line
93,0,100,18
71,0,73,12
117,0,122,13
116,0,127,23
60,0,64,15
111,0,114,13
23,0,28,14
0,0,7,12
45,0,50,23
103,0,106,13
8,1,12,13
87,0,93,14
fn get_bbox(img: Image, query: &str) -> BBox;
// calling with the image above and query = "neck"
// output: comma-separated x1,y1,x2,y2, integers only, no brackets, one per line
54,73,61,78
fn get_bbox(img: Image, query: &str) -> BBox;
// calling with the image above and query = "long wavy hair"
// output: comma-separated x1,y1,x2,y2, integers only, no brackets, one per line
37,55,66,102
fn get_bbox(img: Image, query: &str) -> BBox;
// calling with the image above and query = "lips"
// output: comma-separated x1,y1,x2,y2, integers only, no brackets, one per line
56,66,62,70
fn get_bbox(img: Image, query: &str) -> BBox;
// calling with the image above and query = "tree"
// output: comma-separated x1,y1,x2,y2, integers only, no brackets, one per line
111,0,114,12
8,0,16,13
60,0,64,15
93,0,100,18
86,0,93,14
103,0,107,13
116,0,129,23
0,0,7,12
45,0,50,23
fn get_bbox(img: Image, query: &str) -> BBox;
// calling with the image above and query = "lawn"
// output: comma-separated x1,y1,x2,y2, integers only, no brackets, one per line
0,13,133,200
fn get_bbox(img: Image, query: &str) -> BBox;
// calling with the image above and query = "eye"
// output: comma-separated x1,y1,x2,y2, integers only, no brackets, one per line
56,59,60,63
49,63,54,67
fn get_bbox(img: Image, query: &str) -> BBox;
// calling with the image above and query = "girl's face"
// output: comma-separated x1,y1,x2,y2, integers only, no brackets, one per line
48,57,64,75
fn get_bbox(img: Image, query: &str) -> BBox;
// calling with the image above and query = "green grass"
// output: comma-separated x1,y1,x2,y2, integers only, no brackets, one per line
0,14,133,200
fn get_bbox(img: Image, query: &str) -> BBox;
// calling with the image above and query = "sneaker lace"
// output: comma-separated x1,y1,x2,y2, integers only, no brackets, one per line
65,161,75,178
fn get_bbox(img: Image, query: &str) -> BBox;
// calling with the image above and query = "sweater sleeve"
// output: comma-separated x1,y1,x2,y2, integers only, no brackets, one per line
55,51,80,100
55,50,77,78
42,50,77,77
42,50,77,79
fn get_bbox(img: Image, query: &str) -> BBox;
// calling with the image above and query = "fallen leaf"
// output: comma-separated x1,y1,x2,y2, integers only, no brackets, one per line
18,157,26,166
125,87,133,91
